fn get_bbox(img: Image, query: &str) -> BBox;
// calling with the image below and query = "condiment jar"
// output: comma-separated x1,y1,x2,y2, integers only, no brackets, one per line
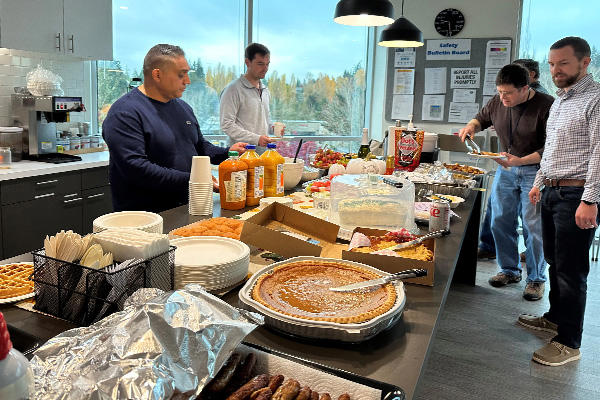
0,147,11,169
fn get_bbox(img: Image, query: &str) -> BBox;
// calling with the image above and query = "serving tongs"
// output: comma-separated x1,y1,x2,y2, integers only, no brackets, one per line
329,268,428,292
387,229,449,250
464,135,481,154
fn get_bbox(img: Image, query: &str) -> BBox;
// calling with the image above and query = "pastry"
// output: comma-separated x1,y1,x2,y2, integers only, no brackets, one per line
0,263,34,299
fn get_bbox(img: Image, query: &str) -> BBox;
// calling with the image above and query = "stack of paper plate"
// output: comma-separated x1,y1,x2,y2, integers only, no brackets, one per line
93,211,163,234
170,236,250,291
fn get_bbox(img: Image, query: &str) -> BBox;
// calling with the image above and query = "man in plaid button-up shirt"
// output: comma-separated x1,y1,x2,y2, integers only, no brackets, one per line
522,37,600,367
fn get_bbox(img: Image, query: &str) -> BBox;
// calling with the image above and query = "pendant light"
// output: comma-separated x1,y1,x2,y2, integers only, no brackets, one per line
334,0,394,26
378,0,424,47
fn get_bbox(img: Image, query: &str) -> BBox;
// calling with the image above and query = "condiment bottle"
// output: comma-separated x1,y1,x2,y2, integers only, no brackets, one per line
260,143,285,197
385,128,396,175
239,144,264,206
218,151,248,210
0,312,34,399
358,128,370,159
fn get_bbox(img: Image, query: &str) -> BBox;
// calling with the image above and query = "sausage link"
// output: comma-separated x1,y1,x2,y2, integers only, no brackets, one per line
226,374,270,400
250,387,273,400
235,353,258,384
309,391,319,400
294,386,312,400
267,375,285,393
318,394,332,400
203,353,242,394
337,395,350,400
272,379,301,400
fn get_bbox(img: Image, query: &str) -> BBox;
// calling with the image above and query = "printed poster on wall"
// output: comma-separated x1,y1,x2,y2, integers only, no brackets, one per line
485,39,511,69
448,102,480,123
422,95,445,121
426,39,471,60
450,68,481,89
483,68,501,95
394,48,416,68
391,94,414,120
424,67,447,94
393,69,415,95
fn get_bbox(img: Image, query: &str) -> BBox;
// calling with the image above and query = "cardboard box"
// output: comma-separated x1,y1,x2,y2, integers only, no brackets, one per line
239,203,435,286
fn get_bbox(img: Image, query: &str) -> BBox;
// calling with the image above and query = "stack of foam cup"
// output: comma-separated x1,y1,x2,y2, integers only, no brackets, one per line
189,156,214,216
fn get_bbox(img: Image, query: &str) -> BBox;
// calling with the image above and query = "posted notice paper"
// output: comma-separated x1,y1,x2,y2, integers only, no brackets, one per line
451,68,480,89
394,69,415,94
485,39,511,69
425,67,447,94
452,89,477,103
448,102,480,123
391,94,414,120
395,48,416,68
426,39,471,60
422,95,445,121
483,68,500,96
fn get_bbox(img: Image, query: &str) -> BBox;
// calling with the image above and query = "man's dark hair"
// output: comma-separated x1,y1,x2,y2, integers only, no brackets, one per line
550,36,591,60
513,58,540,79
495,63,530,88
143,44,185,76
245,43,270,61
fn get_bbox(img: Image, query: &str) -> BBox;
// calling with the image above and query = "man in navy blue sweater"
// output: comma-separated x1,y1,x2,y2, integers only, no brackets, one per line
103,44,247,212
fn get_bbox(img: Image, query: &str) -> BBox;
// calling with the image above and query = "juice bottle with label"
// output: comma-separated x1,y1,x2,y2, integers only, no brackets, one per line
260,143,285,197
218,151,248,210
239,144,264,206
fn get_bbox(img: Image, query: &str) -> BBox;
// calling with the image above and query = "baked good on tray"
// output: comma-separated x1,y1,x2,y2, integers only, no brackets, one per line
171,217,244,240
251,260,396,324
0,263,34,299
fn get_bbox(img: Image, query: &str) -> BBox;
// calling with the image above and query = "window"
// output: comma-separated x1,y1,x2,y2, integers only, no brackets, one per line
519,0,600,96
97,0,369,153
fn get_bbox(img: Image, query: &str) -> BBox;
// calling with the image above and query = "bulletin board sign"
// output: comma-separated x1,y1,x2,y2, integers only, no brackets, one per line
384,38,512,124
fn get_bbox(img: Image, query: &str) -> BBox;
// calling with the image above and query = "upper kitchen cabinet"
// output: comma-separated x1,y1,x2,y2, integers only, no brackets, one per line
0,0,113,60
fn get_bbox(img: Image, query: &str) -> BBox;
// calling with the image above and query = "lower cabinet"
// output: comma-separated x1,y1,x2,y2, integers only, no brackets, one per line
82,186,113,234
0,166,113,258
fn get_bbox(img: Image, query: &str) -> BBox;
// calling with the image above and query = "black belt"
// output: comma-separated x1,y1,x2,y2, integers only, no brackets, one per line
543,179,586,187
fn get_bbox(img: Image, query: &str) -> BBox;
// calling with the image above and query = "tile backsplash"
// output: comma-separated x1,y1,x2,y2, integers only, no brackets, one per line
0,47,92,127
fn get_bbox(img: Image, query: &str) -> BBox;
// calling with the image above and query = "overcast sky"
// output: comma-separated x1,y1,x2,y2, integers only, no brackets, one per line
112,0,367,78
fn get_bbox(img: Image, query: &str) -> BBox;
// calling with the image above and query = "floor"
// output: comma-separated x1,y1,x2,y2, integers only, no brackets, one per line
414,253,600,400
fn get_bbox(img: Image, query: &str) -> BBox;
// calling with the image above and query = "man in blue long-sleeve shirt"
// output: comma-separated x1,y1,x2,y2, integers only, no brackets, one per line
103,44,247,212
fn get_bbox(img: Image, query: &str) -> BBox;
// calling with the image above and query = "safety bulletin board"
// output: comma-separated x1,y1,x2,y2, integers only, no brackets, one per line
384,37,513,125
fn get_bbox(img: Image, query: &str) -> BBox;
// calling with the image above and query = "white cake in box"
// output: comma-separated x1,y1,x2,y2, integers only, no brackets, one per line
329,174,418,232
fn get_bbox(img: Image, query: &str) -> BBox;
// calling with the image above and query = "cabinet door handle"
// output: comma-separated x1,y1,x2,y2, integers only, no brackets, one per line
36,179,58,185
87,193,105,199
68,34,74,53
35,193,55,199
63,197,83,204
56,32,62,52
64,193,79,198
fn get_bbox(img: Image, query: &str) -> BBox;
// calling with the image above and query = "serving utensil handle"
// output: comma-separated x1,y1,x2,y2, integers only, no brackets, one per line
387,269,428,282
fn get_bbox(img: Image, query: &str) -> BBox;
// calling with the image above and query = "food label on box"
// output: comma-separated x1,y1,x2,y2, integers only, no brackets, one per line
276,164,284,194
225,171,247,202
254,166,264,197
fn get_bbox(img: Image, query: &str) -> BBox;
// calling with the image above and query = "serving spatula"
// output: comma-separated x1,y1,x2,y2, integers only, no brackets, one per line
329,269,428,292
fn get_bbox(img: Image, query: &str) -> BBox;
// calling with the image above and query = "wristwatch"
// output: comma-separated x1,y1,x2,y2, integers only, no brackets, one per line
582,200,596,205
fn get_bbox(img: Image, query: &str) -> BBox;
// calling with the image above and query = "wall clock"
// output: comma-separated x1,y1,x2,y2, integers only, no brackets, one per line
434,8,465,37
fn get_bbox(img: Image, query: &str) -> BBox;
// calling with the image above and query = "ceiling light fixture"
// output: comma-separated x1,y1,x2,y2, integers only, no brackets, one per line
334,0,394,26
378,0,424,47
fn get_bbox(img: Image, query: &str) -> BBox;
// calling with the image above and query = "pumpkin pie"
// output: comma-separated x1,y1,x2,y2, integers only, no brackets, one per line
251,260,397,324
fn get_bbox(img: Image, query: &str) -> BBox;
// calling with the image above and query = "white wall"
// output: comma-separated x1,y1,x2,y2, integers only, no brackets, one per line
0,48,92,127
369,0,523,139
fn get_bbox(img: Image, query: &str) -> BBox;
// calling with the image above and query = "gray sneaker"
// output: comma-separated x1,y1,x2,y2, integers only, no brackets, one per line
488,272,522,287
518,314,558,334
523,282,545,301
533,341,581,366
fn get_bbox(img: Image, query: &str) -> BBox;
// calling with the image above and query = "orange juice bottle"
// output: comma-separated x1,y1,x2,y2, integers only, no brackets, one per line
240,144,264,206
260,143,285,197
218,151,248,210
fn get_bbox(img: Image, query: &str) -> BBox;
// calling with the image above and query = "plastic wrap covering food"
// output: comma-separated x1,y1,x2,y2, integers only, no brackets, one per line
30,285,263,400
26,65,64,96
329,174,418,233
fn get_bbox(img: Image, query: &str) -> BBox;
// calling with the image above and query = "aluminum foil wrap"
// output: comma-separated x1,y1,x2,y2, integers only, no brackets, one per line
30,284,263,400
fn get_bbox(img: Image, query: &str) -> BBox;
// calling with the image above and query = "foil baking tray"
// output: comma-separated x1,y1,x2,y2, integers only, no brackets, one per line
238,256,406,343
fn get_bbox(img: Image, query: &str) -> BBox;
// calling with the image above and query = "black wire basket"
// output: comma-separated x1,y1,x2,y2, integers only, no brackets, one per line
31,246,175,326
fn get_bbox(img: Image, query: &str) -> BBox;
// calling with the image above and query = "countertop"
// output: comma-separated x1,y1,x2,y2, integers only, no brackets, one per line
1,190,481,399
0,151,109,181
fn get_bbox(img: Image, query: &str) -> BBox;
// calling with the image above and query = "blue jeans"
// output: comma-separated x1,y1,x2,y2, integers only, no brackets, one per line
542,186,597,349
479,195,495,253
490,166,546,282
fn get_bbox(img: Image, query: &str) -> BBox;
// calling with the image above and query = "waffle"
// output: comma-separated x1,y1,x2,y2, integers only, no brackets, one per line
0,263,34,299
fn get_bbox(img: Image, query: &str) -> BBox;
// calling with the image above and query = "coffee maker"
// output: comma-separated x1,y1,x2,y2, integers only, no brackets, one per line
11,93,84,163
